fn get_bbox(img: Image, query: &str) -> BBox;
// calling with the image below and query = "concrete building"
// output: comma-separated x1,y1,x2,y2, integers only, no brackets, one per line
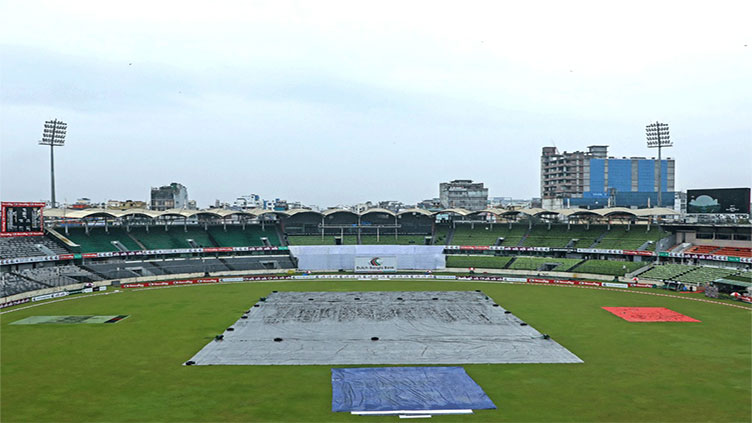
106,200,148,210
150,182,188,211
439,180,489,211
541,146,675,209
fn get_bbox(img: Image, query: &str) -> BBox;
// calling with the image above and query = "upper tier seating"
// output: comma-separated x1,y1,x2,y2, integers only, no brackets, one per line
595,226,669,251
685,245,720,255
450,224,528,246
207,225,281,247
0,235,68,259
59,225,281,253
522,225,604,248
712,247,752,258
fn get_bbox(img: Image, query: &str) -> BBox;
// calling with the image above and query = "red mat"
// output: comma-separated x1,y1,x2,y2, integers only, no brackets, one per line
602,307,700,322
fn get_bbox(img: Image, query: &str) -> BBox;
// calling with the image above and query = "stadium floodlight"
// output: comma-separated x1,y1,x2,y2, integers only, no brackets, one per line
645,121,672,207
38,119,68,208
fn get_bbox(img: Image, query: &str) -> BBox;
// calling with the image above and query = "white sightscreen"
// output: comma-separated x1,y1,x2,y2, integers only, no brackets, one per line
288,245,446,271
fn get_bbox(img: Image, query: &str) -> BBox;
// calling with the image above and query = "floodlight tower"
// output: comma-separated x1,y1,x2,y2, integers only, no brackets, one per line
645,121,672,207
39,119,67,208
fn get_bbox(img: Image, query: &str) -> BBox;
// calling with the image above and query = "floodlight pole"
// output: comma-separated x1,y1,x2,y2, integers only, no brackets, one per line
49,130,56,207
645,121,672,208
39,119,68,208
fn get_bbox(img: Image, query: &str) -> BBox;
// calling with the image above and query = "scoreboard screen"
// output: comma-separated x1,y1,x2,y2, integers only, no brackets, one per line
687,188,751,214
1,202,45,237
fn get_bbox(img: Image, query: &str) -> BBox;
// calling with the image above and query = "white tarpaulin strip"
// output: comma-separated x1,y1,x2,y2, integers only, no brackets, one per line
351,409,473,415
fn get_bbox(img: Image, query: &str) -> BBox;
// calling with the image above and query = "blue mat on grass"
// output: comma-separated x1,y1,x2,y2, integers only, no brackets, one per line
331,366,496,412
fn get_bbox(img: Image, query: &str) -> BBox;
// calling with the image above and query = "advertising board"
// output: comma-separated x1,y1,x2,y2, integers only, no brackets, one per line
354,256,397,273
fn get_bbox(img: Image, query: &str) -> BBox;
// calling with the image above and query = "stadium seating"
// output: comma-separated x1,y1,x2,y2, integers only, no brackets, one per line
128,226,216,250
685,245,720,255
639,263,697,280
450,224,528,246
446,255,514,269
207,225,281,247
713,247,752,258
15,265,102,287
287,235,358,245
522,225,604,248
594,226,669,251
84,256,295,279
64,227,141,253
433,224,451,245
359,235,427,245
674,266,740,284
1,273,50,297
0,235,69,258
508,256,582,271
569,260,647,276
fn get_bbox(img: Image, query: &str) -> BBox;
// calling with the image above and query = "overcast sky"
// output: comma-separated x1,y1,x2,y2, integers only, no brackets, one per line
1,1,750,208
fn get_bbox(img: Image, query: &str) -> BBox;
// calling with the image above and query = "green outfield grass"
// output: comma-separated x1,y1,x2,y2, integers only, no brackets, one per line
1,280,749,422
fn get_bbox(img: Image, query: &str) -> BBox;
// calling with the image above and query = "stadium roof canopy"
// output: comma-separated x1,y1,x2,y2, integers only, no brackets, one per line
43,206,680,221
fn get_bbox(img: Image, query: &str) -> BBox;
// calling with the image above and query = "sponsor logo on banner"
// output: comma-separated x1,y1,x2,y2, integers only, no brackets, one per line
220,277,243,282
603,282,629,289
32,291,69,302
0,298,31,309
354,256,397,273
435,275,457,280
629,283,653,288
504,277,527,282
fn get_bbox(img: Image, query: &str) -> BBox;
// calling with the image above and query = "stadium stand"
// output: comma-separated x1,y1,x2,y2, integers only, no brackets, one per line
64,227,141,253
446,255,514,269
16,265,102,287
594,226,669,251
712,247,752,258
433,223,452,246
83,256,295,279
507,256,582,272
1,273,50,297
207,225,281,247
674,267,741,285
522,224,604,248
569,260,647,276
685,245,720,255
450,224,528,246
359,235,427,245
0,235,68,258
639,263,697,280
287,235,358,245
62,225,281,252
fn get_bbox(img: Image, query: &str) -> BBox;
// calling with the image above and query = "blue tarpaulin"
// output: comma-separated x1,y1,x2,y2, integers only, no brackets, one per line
331,367,496,412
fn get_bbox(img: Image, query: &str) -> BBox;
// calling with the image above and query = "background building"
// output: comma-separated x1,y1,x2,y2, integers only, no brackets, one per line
150,182,188,210
106,200,148,210
439,180,488,211
541,146,675,209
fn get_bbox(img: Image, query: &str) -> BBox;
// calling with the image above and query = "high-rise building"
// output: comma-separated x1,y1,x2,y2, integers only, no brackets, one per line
541,146,675,209
439,180,488,211
150,182,188,211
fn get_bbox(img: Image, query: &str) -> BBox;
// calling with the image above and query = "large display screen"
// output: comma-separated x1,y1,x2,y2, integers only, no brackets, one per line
687,188,751,214
1,202,45,237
